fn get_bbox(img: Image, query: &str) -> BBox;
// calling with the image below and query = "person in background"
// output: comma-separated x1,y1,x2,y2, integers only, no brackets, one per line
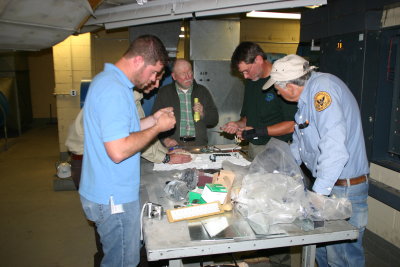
152,58,219,147
65,109,84,190
137,71,192,164
141,65,173,116
79,35,175,267
265,54,369,267
221,42,297,160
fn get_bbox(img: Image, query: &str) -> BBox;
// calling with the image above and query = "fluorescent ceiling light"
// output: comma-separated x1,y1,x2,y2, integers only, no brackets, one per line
306,5,322,9
246,11,301,19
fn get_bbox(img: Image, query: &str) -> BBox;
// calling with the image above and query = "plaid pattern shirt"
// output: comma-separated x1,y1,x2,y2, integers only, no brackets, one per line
176,84,195,137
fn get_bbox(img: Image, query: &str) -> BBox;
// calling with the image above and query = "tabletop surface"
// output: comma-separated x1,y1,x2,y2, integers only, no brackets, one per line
140,159,358,261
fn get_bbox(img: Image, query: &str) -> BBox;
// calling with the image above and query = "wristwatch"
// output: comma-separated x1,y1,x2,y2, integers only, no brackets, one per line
162,154,170,164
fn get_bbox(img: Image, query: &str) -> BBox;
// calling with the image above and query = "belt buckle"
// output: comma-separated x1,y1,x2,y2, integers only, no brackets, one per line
180,136,195,142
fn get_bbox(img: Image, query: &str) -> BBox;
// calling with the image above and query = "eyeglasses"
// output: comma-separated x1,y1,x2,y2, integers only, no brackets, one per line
239,63,254,76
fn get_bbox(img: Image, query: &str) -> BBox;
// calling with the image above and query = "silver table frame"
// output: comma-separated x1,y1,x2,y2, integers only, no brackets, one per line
140,160,358,267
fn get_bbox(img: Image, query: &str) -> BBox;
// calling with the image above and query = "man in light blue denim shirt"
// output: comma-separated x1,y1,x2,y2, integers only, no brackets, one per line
263,54,369,267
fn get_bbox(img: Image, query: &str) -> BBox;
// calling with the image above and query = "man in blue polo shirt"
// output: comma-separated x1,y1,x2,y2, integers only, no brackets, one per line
79,35,176,267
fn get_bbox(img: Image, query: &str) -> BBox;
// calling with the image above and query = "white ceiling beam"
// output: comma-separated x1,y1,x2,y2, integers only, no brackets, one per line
94,0,192,16
99,0,326,30
95,0,283,16
0,19,75,31
105,12,192,29
87,0,327,26
196,0,320,17
88,3,180,25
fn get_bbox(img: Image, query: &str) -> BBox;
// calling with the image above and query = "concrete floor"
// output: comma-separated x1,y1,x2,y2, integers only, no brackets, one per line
1,122,398,267
0,123,96,267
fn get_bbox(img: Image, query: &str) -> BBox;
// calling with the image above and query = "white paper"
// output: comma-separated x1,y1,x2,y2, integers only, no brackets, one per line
153,152,250,171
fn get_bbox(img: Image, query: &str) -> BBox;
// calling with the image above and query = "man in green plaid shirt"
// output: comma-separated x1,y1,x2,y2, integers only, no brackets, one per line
152,59,219,147
176,85,196,138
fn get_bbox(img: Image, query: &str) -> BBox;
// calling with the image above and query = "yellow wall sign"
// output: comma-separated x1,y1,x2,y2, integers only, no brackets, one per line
336,41,344,51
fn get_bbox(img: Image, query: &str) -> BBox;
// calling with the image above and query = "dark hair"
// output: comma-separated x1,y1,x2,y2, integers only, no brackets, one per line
231,42,265,71
123,35,169,66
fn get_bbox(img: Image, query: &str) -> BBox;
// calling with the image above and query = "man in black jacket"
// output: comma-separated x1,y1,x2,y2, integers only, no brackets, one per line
152,59,219,147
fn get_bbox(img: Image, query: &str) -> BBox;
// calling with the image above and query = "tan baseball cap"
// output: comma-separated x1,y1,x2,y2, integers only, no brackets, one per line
262,54,315,90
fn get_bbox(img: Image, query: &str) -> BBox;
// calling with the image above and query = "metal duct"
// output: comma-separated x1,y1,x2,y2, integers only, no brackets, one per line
128,21,182,57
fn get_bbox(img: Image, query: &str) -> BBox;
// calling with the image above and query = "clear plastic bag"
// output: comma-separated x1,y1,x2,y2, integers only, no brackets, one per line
305,190,352,221
164,168,199,202
163,180,189,201
179,168,199,190
221,160,249,200
248,138,304,180
235,172,307,225
234,138,352,231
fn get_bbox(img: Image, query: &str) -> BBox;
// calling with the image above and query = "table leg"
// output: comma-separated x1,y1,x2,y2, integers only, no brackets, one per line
169,259,184,267
302,244,316,267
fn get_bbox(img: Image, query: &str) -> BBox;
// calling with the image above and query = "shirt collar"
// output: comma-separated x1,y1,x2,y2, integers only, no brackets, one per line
298,72,315,105
104,63,134,90
175,81,193,94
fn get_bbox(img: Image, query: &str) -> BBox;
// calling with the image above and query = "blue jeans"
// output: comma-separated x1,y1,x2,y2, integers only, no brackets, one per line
81,196,141,267
316,180,369,267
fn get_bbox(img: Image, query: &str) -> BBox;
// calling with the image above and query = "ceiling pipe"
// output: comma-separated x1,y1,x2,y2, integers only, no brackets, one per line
0,19,75,31
105,13,192,29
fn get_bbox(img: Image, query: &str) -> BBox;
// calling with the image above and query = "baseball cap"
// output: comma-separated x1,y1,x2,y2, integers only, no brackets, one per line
262,54,315,90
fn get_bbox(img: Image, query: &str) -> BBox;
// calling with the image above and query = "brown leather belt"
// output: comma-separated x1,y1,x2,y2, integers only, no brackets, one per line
335,175,367,186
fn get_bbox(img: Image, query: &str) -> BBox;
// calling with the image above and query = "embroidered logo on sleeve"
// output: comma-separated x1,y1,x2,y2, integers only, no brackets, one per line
314,91,332,111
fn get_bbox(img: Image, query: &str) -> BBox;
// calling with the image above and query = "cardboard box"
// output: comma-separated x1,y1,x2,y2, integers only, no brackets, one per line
212,170,236,211
201,183,228,204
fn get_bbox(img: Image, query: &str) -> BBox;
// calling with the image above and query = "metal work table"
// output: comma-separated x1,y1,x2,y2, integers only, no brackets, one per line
140,159,358,267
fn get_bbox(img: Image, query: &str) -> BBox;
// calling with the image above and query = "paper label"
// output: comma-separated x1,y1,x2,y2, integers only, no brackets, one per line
110,196,125,214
